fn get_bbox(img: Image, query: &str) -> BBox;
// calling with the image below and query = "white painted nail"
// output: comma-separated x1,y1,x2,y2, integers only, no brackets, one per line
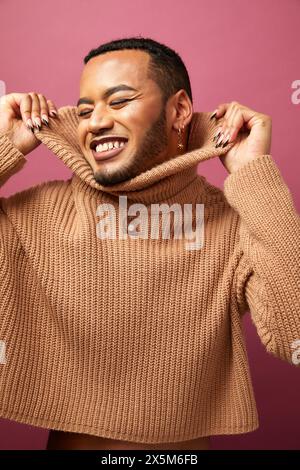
26,118,33,129
33,117,41,128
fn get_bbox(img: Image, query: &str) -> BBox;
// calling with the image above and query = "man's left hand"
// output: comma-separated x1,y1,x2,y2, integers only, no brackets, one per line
210,101,272,174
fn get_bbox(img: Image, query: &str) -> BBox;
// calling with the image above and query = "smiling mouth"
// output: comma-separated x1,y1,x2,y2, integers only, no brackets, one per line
91,140,128,161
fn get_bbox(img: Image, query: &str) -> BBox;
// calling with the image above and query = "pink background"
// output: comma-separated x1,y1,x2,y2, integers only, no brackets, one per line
0,0,299,450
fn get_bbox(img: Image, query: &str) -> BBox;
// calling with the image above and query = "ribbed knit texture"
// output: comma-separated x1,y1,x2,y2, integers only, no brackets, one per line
0,106,299,444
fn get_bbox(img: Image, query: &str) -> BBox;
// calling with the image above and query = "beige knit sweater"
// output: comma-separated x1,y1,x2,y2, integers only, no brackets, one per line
0,106,299,444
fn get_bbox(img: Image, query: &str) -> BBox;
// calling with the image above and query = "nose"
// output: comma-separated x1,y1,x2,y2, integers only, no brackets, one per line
87,105,114,134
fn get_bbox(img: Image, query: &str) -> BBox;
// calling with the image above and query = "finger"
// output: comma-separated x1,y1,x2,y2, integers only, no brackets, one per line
221,105,258,146
217,106,241,146
226,107,246,142
19,94,35,131
47,99,58,117
38,94,50,126
4,92,29,113
214,103,245,147
210,103,229,120
29,92,41,129
211,103,233,147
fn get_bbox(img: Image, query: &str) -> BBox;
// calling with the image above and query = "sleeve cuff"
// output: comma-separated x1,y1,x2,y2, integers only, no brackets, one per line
0,134,27,185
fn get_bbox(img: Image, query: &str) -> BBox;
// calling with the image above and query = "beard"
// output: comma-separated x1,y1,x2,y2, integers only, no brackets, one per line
94,104,169,186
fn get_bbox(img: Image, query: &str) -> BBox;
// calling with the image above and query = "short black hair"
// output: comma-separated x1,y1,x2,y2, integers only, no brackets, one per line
83,36,193,105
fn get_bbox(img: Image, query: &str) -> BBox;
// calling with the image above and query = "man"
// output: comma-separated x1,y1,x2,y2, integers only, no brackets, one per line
0,37,299,451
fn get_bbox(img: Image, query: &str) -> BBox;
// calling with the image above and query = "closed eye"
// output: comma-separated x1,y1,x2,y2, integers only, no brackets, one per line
78,110,92,117
77,98,132,117
110,98,132,106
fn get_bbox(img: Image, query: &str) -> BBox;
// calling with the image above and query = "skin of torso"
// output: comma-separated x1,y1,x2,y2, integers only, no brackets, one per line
46,430,210,450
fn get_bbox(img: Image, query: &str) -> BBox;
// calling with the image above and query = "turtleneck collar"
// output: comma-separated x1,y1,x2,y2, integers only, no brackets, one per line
34,106,234,203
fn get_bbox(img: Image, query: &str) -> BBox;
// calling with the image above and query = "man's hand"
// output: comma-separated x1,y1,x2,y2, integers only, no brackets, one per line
0,92,59,156
210,101,272,174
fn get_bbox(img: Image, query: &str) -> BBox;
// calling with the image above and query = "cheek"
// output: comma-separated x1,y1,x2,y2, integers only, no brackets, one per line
120,101,158,136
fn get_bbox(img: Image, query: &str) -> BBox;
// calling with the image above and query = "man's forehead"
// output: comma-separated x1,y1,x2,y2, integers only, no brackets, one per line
81,49,150,79
79,51,154,98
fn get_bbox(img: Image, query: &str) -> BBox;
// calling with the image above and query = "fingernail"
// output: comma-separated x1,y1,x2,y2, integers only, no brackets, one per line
50,110,57,117
213,131,222,142
26,118,34,129
216,133,224,146
210,110,218,120
42,118,50,127
33,117,41,129
41,114,49,125
222,138,229,147
215,134,224,147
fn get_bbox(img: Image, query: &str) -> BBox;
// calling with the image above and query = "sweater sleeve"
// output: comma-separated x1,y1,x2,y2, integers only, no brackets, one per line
0,133,28,261
223,154,300,366
0,133,27,189
0,134,28,316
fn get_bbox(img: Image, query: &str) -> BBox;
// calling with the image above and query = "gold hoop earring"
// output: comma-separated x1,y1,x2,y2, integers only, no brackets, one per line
177,126,184,150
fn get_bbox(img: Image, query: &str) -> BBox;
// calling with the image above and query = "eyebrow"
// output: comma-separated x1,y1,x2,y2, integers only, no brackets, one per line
76,84,138,107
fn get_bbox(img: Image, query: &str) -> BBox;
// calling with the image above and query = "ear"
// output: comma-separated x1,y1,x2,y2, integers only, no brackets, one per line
171,89,193,131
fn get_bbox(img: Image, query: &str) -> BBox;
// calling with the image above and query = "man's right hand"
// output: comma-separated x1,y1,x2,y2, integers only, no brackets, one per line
0,92,59,156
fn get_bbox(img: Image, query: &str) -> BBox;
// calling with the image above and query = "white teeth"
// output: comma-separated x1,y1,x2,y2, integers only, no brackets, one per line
95,140,127,153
